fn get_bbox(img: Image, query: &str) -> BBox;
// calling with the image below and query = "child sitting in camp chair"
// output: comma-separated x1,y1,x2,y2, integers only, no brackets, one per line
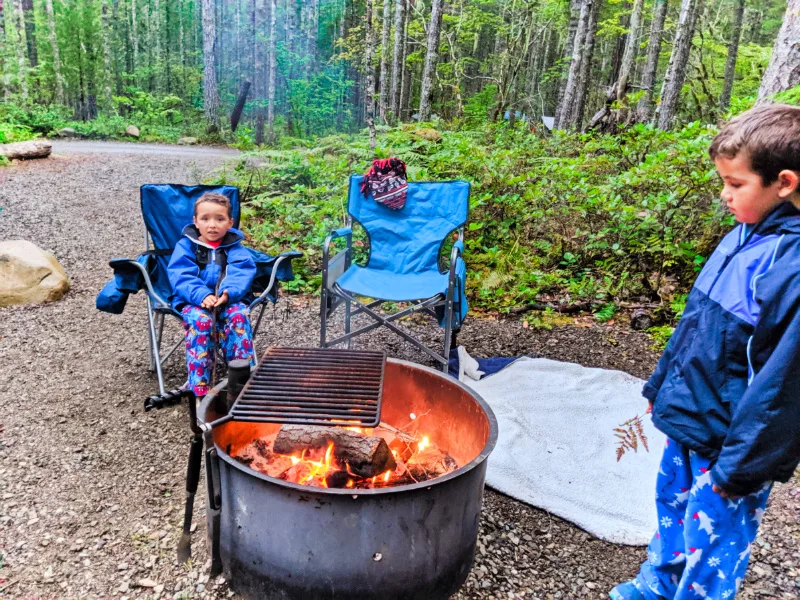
167,192,256,397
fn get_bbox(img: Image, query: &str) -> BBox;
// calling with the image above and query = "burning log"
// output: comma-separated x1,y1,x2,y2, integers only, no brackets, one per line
273,425,396,478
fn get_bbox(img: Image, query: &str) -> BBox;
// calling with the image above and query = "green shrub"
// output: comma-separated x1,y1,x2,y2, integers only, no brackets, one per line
214,120,728,323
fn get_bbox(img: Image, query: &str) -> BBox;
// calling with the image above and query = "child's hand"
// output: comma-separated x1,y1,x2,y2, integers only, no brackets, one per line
201,294,217,309
646,401,653,414
712,484,741,500
213,291,230,307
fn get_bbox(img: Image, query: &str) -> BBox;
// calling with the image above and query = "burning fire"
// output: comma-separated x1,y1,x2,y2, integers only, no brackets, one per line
276,430,450,489
232,415,459,490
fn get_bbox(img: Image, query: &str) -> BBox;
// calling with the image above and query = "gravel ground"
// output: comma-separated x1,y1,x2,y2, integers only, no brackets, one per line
0,149,797,600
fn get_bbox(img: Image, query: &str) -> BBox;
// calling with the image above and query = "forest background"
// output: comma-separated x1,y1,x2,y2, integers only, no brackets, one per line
1,0,799,342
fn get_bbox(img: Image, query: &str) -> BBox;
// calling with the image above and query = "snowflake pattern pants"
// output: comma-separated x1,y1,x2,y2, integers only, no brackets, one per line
181,303,254,397
610,437,771,600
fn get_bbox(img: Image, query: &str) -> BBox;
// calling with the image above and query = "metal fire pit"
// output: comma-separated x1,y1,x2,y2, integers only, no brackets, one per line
198,358,498,600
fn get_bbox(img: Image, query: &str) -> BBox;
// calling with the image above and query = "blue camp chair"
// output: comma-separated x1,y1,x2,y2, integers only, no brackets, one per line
320,176,469,371
96,184,302,395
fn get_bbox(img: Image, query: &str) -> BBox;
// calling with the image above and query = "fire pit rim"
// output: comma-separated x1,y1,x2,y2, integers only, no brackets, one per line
199,357,498,496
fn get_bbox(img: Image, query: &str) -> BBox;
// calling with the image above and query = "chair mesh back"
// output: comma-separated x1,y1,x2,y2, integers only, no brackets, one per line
347,175,469,275
140,184,241,252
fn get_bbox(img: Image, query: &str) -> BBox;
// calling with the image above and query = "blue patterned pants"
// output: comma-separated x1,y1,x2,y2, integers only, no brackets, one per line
181,302,254,397
611,438,771,600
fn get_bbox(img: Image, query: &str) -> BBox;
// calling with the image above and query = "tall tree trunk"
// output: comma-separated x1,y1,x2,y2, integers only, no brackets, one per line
718,0,745,113
378,0,391,123
13,0,28,101
0,2,7,99
100,0,114,110
657,0,700,129
635,0,668,122
21,0,36,68
131,0,138,81
202,0,220,129
165,0,172,92
44,0,64,105
179,0,186,95
254,0,266,144
573,0,600,128
390,0,404,119
756,0,800,102
557,0,593,129
615,0,644,101
365,0,377,153
555,0,581,120
419,0,444,121
153,0,162,90
84,0,98,118
267,0,276,141
399,3,411,120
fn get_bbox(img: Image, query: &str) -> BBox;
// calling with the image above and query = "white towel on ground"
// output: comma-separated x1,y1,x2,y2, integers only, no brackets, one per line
460,354,666,545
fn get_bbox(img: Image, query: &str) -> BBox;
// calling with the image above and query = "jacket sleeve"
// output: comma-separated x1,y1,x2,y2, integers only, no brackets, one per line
710,263,800,496
642,335,678,403
168,240,214,307
220,243,256,304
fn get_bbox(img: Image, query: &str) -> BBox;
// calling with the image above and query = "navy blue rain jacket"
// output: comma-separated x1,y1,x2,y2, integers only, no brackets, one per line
167,225,256,310
647,202,800,496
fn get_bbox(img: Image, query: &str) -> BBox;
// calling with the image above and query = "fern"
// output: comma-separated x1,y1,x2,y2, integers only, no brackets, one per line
614,415,650,461
595,302,617,322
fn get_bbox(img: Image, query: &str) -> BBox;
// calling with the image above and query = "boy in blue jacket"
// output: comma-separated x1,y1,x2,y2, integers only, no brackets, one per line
611,104,800,600
168,193,256,397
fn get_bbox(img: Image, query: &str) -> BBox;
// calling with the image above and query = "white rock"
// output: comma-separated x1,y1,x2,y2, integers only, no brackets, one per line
177,137,198,146
0,241,70,307
126,125,140,138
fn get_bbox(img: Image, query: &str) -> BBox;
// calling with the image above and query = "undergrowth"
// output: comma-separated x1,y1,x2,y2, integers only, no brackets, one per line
211,120,731,327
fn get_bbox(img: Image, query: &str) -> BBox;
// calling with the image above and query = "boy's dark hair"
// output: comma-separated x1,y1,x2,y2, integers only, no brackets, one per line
709,104,800,186
194,192,232,217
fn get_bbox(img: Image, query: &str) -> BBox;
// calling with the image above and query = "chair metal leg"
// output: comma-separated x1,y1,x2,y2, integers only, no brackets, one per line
344,299,352,349
443,288,455,373
147,317,156,372
320,286,328,348
156,312,165,349
146,297,167,395
251,303,267,363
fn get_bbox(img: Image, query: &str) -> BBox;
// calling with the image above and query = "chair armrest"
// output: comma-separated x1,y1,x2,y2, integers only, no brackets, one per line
322,227,352,293
448,239,464,278
322,227,352,266
249,254,289,309
110,258,171,308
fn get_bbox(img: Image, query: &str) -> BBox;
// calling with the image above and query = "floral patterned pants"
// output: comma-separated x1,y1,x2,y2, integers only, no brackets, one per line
181,302,254,397
610,438,771,600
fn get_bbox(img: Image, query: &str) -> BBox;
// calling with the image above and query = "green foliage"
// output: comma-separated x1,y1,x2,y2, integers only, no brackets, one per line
0,89,205,143
647,325,676,351
219,120,729,317
0,122,34,144
595,302,617,323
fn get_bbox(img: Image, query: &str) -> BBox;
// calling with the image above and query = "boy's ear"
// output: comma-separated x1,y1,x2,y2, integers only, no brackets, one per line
777,170,800,198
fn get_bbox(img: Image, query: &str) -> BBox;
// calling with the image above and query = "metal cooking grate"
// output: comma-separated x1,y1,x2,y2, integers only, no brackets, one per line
229,347,386,427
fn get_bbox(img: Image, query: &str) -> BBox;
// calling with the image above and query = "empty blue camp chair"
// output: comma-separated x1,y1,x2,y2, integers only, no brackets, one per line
320,176,469,371
97,184,301,395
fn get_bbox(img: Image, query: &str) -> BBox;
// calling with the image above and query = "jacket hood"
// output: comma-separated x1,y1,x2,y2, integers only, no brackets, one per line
181,224,245,249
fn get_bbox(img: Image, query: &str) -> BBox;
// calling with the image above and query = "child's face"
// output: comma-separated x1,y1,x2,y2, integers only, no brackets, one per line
194,202,234,243
715,153,799,224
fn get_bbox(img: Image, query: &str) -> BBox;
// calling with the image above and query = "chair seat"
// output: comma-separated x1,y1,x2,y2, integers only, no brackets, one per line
335,265,448,302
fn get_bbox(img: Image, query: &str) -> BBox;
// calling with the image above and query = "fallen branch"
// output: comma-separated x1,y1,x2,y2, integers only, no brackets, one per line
508,301,594,316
